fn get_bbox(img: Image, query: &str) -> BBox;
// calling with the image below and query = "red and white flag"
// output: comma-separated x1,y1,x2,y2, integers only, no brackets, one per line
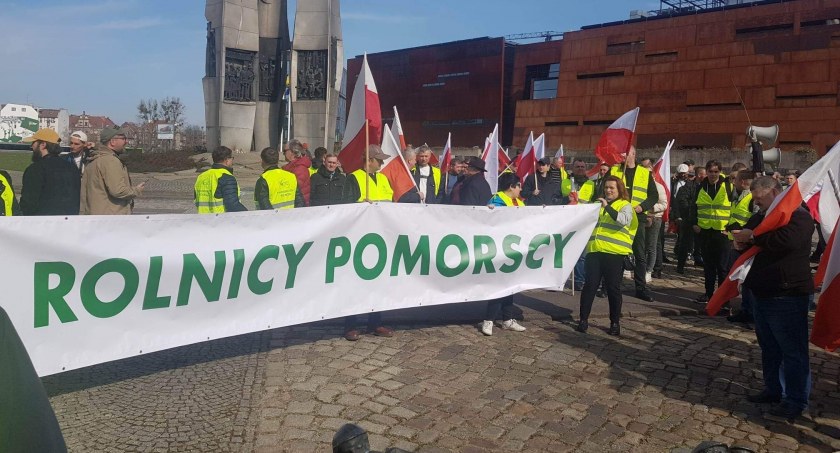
554,144,565,168
484,124,500,193
812,217,840,351
534,133,546,161
515,132,535,180
439,132,452,174
380,123,418,202
391,106,407,151
594,107,639,166
652,139,675,223
339,54,382,174
481,130,510,171
707,139,840,316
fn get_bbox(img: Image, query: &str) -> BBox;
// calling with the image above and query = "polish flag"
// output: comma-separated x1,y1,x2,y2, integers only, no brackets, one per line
515,132,535,180
554,144,565,168
534,133,546,161
481,130,510,171
391,106,407,150
707,139,840,316
439,132,452,174
484,124,500,192
812,217,840,351
594,107,639,166
380,123,418,202
339,54,382,174
652,139,675,223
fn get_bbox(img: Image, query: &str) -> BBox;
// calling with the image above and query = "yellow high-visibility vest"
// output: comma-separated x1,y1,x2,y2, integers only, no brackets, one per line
728,192,753,227
494,191,522,206
0,172,14,216
411,165,442,197
195,168,239,214
309,167,317,176
259,168,298,209
697,182,732,231
351,169,394,202
561,179,596,203
586,199,638,255
610,165,651,208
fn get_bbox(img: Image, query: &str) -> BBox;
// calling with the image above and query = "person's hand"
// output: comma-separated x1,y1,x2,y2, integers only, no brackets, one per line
634,205,643,214
675,218,683,225
487,204,495,210
135,181,145,195
692,225,701,234
732,229,753,243
419,192,426,201
533,189,541,196
597,198,608,207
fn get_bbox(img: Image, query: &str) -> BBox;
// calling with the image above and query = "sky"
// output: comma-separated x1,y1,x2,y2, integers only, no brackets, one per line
0,0,659,126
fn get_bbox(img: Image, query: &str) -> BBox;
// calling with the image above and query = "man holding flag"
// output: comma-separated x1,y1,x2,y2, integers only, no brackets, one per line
404,145,442,204
732,176,813,421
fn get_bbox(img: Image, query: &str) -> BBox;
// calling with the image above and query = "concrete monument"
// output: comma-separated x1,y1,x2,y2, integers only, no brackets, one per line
290,0,343,150
203,0,290,152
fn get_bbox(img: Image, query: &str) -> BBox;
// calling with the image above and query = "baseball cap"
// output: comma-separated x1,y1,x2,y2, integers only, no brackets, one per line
100,126,128,144
537,158,551,166
677,164,689,173
369,149,390,161
70,131,88,142
22,128,61,144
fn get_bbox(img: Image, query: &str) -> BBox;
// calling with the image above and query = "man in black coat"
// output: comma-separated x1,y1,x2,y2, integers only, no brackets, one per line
672,165,697,273
20,129,81,215
522,158,561,206
449,157,491,206
310,153,354,206
733,176,813,421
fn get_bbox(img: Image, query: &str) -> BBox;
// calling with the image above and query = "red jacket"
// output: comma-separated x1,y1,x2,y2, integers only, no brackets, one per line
283,155,312,205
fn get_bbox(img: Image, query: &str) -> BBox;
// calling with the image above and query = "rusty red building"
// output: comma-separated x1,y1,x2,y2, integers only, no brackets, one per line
346,0,840,157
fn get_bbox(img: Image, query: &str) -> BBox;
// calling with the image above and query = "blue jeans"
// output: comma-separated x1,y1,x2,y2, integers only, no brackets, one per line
753,294,811,410
573,253,586,287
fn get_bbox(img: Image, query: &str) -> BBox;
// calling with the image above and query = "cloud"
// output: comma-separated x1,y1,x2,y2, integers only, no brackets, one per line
92,17,165,30
343,12,418,23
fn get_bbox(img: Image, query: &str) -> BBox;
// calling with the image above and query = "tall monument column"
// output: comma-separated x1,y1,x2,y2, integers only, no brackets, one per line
255,0,290,151
290,0,343,150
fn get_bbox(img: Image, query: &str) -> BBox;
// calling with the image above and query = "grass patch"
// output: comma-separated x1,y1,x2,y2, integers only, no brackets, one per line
0,152,32,172
122,149,200,173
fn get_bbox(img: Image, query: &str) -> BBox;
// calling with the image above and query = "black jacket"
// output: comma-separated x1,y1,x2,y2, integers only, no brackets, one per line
399,166,441,204
254,166,306,210
20,154,81,215
449,173,492,206
672,179,698,222
0,170,21,216
310,166,354,206
522,172,561,206
211,164,247,212
743,207,814,298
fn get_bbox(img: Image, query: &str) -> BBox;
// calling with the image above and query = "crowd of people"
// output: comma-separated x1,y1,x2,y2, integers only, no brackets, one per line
0,128,821,421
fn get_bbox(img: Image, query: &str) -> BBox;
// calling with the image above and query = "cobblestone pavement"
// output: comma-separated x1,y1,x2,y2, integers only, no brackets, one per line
46,314,840,452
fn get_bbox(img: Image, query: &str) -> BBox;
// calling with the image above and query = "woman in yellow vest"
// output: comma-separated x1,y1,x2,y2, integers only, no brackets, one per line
481,173,527,335
577,175,639,336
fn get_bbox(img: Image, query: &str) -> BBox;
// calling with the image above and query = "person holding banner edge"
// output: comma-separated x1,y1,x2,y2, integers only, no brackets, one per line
577,176,638,336
482,172,527,336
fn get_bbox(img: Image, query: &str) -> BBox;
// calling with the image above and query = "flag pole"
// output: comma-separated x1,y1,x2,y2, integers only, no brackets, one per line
534,160,539,191
365,119,370,202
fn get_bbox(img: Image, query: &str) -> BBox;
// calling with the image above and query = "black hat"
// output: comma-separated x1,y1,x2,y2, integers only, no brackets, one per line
467,156,487,172
537,157,551,166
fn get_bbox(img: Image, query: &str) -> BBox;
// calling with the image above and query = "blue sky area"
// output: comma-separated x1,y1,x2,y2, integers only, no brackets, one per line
0,0,658,125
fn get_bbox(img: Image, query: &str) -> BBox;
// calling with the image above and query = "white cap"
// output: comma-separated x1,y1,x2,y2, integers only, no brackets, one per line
677,164,689,173
70,131,88,142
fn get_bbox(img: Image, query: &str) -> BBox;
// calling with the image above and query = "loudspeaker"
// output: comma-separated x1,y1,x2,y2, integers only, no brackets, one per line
746,125,779,146
762,147,781,168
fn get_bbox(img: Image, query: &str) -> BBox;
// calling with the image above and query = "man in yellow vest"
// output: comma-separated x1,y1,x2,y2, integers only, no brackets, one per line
194,146,248,213
346,146,394,203
690,159,734,304
0,169,21,216
609,146,658,302
254,148,305,210
725,170,756,323
403,144,442,203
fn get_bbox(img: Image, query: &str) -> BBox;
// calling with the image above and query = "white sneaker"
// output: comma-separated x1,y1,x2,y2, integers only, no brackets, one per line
502,319,526,332
481,320,493,336
623,270,633,279
645,272,652,283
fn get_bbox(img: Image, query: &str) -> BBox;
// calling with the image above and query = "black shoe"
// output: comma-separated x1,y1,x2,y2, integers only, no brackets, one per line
575,320,588,333
694,259,704,267
768,403,803,421
676,265,685,274
695,294,709,304
727,312,753,323
651,270,662,279
595,289,605,298
662,256,672,264
635,291,654,302
747,391,781,404
607,323,620,336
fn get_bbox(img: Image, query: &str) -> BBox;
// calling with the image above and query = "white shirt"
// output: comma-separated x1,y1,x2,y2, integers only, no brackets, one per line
417,165,430,198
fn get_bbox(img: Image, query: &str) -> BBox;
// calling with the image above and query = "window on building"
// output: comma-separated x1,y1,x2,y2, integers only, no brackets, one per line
11,107,16,111
525,63,559,100
22,108,27,112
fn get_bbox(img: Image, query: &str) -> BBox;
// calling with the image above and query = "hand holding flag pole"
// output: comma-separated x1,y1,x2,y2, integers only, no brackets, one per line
364,119,370,202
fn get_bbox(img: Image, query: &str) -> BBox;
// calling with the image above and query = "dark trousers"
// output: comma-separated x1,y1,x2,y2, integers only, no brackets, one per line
676,221,695,268
632,212,647,293
344,312,382,332
753,294,811,410
699,229,730,297
486,295,515,321
579,252,624,323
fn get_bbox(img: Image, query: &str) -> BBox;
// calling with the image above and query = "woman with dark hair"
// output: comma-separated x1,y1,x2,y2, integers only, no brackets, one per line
481,172,527,335
577,175,638,336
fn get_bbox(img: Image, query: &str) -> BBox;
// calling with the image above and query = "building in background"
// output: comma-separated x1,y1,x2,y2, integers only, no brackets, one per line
347,0,840,156
69,112,117,144
0,103,39,143
38,108,70,143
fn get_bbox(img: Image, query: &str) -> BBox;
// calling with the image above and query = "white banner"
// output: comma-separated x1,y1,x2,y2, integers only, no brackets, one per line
0,203,598,376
